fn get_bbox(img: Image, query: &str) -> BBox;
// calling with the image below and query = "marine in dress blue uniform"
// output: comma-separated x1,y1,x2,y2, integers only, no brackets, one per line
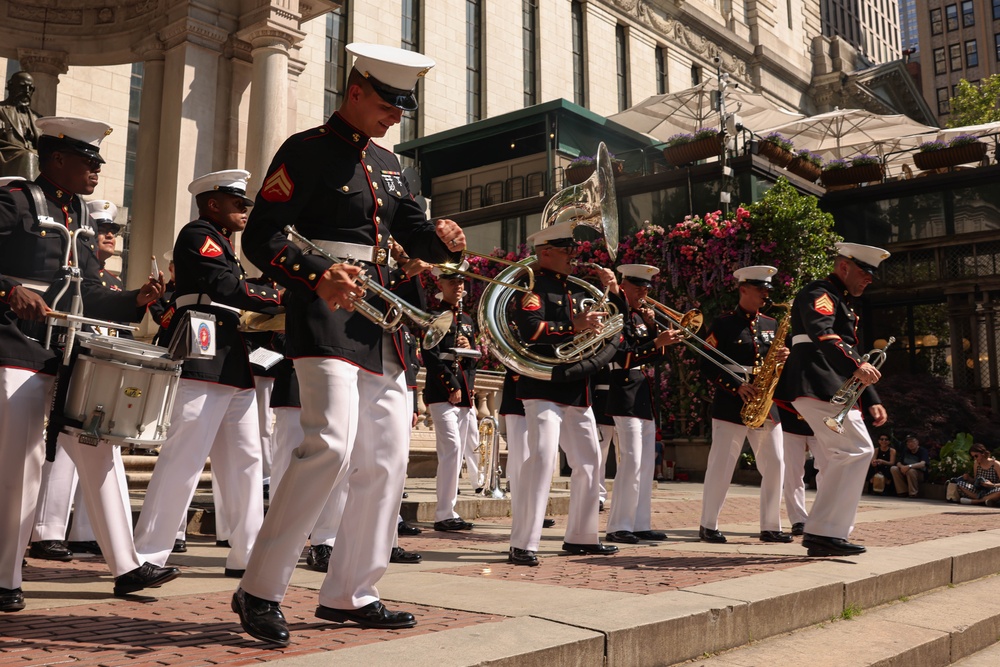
0,118,177,611
604,264,681,544
233,43,464,646
775,242,890,557
132,169,281,578
698,265,791,544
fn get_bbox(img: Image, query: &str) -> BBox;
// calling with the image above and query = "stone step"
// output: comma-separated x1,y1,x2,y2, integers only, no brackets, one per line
682,565,1000,667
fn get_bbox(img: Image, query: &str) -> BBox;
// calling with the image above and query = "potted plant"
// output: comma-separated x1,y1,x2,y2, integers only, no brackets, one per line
913,134,987,171
564,155,596,185
786,149,823,182
662,128,722,166
821,154,883,187
757,132,795,167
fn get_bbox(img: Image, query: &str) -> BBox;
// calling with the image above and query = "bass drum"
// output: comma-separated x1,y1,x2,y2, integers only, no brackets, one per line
477,258,619,382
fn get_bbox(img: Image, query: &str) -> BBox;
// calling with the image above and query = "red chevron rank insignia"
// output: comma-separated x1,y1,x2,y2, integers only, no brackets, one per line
261,164,294,202
521,293,541,311
705,332,718,348
812,294,835,315
200,237,223,257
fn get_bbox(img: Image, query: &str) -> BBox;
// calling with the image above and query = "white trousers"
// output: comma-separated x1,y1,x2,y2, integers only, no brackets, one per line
241,340,408,609
606,416,656,533
503,414,527,492
792,398,873,539
782,432,816,526
510,400,601,551
0,368,141,589
133,380,263,570
33,443,130,542
597,423,616,503
256,376,275,479
429,403,478,521
700,418,785,532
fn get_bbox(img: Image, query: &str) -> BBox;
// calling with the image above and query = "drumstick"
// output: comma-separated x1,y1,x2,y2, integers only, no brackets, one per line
150,255,158,279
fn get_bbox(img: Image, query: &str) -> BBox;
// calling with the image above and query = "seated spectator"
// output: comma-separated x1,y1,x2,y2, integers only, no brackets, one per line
866,434,896,495
890,435,929,498
953,443,1000,506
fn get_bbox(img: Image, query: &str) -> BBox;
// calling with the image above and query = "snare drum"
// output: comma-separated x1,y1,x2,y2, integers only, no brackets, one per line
61,333,183,448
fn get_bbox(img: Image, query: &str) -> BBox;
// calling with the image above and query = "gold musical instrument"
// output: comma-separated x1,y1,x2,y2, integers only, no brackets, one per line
429,253,535,293
283,225,453,349
477,142,621,381
640,296,704,335
740,302,791,428
824,337,895,433
239,309,286,332
476,416,505,498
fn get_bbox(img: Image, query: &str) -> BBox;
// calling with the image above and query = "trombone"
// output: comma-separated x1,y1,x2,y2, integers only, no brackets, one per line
641,296,753,386
429,251,536,293
283,225,454,349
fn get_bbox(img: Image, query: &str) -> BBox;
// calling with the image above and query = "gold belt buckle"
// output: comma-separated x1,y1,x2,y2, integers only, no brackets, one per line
374,247,388,265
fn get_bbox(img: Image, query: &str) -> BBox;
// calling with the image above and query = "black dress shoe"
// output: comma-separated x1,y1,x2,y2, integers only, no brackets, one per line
0,587,25,612
390,547,422,563
397,521,422,536
172,539,187,553
542,518,556,528
699,526,727,543
224,568,246,578
633,530,667,541
67,540,102,555
29,540,73,561
434,518,474,532
232,588,289,647
508,547,539,566
791,522,805,536
113,562,181,597
606,530,640,544
216,540,231,548
802,533,867,557
599,500,605,512
316,600,417,629
306,544,332,572
562,542,619,555
760,530,794,543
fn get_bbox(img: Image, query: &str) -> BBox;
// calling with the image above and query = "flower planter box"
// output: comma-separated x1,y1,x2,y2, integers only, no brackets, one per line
821,163,884,187
662,133,722,166
786,156,822,182
565,165,595,185
913,142,987,171
757,140,795,167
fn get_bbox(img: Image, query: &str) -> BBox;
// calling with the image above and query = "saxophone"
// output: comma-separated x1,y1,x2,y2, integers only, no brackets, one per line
740,302,792,429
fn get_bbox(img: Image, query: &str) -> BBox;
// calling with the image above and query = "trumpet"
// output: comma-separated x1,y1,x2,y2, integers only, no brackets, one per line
823,337,895,433
430,252,535,293
283,226,454,349
553,261,624,361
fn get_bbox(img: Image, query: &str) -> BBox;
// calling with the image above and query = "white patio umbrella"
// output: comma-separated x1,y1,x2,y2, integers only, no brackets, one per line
761,108,938,158
607,82,804,141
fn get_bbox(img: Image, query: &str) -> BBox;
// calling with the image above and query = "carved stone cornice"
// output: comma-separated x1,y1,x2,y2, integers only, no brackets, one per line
17,49,69,77
132,34,165,61
237,23,305,52
159,16,230,51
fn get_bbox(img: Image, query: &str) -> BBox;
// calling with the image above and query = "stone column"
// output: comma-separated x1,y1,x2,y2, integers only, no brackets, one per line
16,48,68,116
128,36,166,295
239,25,303,197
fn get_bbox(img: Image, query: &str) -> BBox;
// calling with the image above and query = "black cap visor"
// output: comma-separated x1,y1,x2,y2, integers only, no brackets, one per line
624,276,652,288
214,186,254,207
741,279,772,288
367,74,418,111
540,238,579,249
844,256,878,275
40,135,106,164
96,221,121,234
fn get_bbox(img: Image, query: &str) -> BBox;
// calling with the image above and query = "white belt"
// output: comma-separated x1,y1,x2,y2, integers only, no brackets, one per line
594,384,610,391
175,294,241,314
311,240,388,266
609,363,646,371
10,277,53,293
792,334,812,345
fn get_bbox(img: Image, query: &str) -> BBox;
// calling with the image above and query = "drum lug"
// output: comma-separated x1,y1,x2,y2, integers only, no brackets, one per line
78,405,106,447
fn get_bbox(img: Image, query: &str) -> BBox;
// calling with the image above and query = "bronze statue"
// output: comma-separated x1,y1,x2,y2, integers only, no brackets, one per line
0,72,40,180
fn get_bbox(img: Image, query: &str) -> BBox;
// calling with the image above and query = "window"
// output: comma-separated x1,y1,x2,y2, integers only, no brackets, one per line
571,1,585,105
931,8,942,34
995,33,1000,61
950,42,963,70
937,87,950,115
655,46,668,95
615,24,629,111
123,62,143,211
522,0,538,106
994,0,1000,20
691,64,701,86
466,0,482,122
962,0,974,26
946,3,958,30
934,47,947,74
966,39,978,67
400,0,421,144
323,3,349,119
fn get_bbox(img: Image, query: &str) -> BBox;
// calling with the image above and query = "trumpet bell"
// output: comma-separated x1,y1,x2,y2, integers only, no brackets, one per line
422,311,454,349
544,142,619,261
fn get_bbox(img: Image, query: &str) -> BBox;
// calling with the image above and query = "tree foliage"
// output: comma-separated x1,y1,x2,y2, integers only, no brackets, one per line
947,75,1000,128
